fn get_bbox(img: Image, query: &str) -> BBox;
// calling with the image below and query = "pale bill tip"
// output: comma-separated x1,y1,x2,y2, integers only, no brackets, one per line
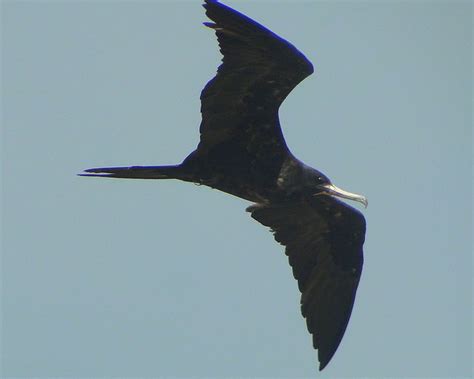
319,183,368,208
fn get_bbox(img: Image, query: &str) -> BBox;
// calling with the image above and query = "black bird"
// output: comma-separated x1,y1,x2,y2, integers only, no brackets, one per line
80,0,367,371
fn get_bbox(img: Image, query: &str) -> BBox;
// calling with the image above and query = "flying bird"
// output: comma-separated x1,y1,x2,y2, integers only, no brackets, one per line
80,0,367,371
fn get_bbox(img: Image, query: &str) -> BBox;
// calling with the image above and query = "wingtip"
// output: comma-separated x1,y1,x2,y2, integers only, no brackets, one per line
203,21,217,28
319,360,328,371
202,0,218,10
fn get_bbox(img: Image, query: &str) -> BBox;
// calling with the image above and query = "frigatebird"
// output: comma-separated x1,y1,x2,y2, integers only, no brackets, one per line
80,0,367,371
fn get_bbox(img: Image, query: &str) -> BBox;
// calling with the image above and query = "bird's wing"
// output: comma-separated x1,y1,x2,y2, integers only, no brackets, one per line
248,196,366,371
196,0,314,160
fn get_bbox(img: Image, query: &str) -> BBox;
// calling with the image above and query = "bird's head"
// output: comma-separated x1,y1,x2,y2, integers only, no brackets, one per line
309,169,368,208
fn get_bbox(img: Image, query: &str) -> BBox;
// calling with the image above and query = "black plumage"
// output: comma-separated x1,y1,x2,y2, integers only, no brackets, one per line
80,0,367,371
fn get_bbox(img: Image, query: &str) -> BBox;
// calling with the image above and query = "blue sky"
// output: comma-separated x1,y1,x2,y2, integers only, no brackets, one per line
2,1,472,377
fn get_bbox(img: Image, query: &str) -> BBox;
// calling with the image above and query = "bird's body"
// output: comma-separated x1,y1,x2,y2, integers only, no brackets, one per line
81,0,367,371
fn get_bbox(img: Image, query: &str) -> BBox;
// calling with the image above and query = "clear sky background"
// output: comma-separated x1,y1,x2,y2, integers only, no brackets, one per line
2,1,472,378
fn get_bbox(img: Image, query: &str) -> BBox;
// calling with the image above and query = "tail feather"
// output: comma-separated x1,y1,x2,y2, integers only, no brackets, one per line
78,165,182,179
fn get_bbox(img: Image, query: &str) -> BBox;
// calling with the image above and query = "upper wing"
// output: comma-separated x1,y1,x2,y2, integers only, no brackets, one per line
248,196,366,370
196,0,314,160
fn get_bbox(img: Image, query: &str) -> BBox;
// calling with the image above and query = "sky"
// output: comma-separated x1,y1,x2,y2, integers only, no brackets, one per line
2,0,472,378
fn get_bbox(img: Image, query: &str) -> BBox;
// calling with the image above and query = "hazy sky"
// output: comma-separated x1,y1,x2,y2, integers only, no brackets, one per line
2,1,472,378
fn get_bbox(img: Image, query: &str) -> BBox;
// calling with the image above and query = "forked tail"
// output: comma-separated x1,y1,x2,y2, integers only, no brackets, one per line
78,165,183,179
